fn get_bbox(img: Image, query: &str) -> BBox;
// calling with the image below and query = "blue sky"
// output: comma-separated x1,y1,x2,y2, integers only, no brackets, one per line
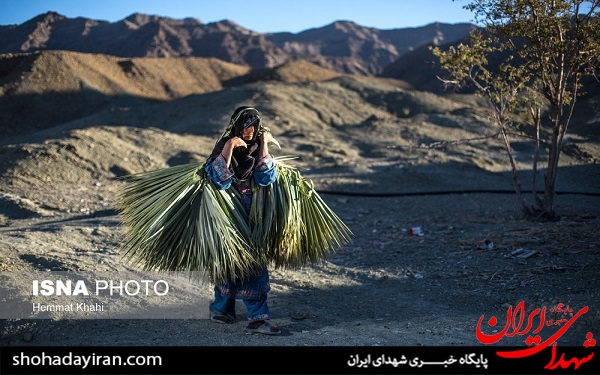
0,0,476,33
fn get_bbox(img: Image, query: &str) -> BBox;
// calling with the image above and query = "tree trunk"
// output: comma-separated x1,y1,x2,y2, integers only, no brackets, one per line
542,113,562,220
530,107,543,208
499,120,530,215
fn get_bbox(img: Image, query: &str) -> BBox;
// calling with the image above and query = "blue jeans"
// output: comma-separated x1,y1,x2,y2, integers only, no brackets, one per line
209,269,271,322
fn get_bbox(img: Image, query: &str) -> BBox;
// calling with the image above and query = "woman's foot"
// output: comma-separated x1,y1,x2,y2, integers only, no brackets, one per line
244,320,281,335
209,311,234,324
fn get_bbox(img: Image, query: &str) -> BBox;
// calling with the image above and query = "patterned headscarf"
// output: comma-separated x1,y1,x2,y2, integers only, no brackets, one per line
208,106,264,181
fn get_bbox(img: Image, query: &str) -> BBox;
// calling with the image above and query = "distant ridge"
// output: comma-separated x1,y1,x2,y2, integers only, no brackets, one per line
0,12,475,75
267,20,476,75
224,59,344,86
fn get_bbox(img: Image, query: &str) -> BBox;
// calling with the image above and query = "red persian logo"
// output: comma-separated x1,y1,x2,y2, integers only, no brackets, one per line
475,301,595,370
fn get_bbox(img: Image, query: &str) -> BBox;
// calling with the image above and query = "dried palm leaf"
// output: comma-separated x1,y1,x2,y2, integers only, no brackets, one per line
251,157,353,268
115,157,353,284
115,163,259,284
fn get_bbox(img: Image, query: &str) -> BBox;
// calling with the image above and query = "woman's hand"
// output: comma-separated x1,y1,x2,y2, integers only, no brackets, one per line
258,131,276,160
220,137,247,167
258,131,273,144
227,137,247,149
259,131,281,150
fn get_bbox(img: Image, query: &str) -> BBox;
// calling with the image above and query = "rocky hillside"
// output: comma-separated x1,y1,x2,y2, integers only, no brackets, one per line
379,39,459,94
0,12,474,75
1,61,598,218
0,50,250,136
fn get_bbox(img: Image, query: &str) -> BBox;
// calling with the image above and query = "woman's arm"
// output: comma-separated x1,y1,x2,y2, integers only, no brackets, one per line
220,137,247,168
205,137,248,189
205,154,234,189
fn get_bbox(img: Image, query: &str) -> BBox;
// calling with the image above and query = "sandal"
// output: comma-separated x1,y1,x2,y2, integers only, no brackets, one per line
210,311,233,324
244,320,281,335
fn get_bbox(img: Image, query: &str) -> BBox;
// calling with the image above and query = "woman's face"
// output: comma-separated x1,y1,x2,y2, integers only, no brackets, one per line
242,124,257,141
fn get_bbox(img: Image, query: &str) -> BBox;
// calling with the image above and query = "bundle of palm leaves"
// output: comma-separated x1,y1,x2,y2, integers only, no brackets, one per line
115,157,353,284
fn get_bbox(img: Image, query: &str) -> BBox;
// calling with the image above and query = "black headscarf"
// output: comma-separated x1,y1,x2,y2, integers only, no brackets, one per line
208,106,263,181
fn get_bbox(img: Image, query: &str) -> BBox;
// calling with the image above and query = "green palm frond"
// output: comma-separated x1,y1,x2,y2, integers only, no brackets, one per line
115,157,353,284
251,157,353,269
115,163,259,284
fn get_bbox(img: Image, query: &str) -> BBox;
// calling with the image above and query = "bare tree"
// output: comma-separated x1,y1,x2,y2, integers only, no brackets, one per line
432,0,599,220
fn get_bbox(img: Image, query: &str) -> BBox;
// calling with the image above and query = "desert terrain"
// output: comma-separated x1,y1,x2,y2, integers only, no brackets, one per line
0,15,598,373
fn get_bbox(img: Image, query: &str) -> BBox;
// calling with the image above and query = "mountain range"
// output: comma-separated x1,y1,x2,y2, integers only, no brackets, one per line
0,12,475,76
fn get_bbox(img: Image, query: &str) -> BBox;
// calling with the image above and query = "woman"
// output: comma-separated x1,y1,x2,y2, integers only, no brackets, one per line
116,105,351,335
204,106,281,335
